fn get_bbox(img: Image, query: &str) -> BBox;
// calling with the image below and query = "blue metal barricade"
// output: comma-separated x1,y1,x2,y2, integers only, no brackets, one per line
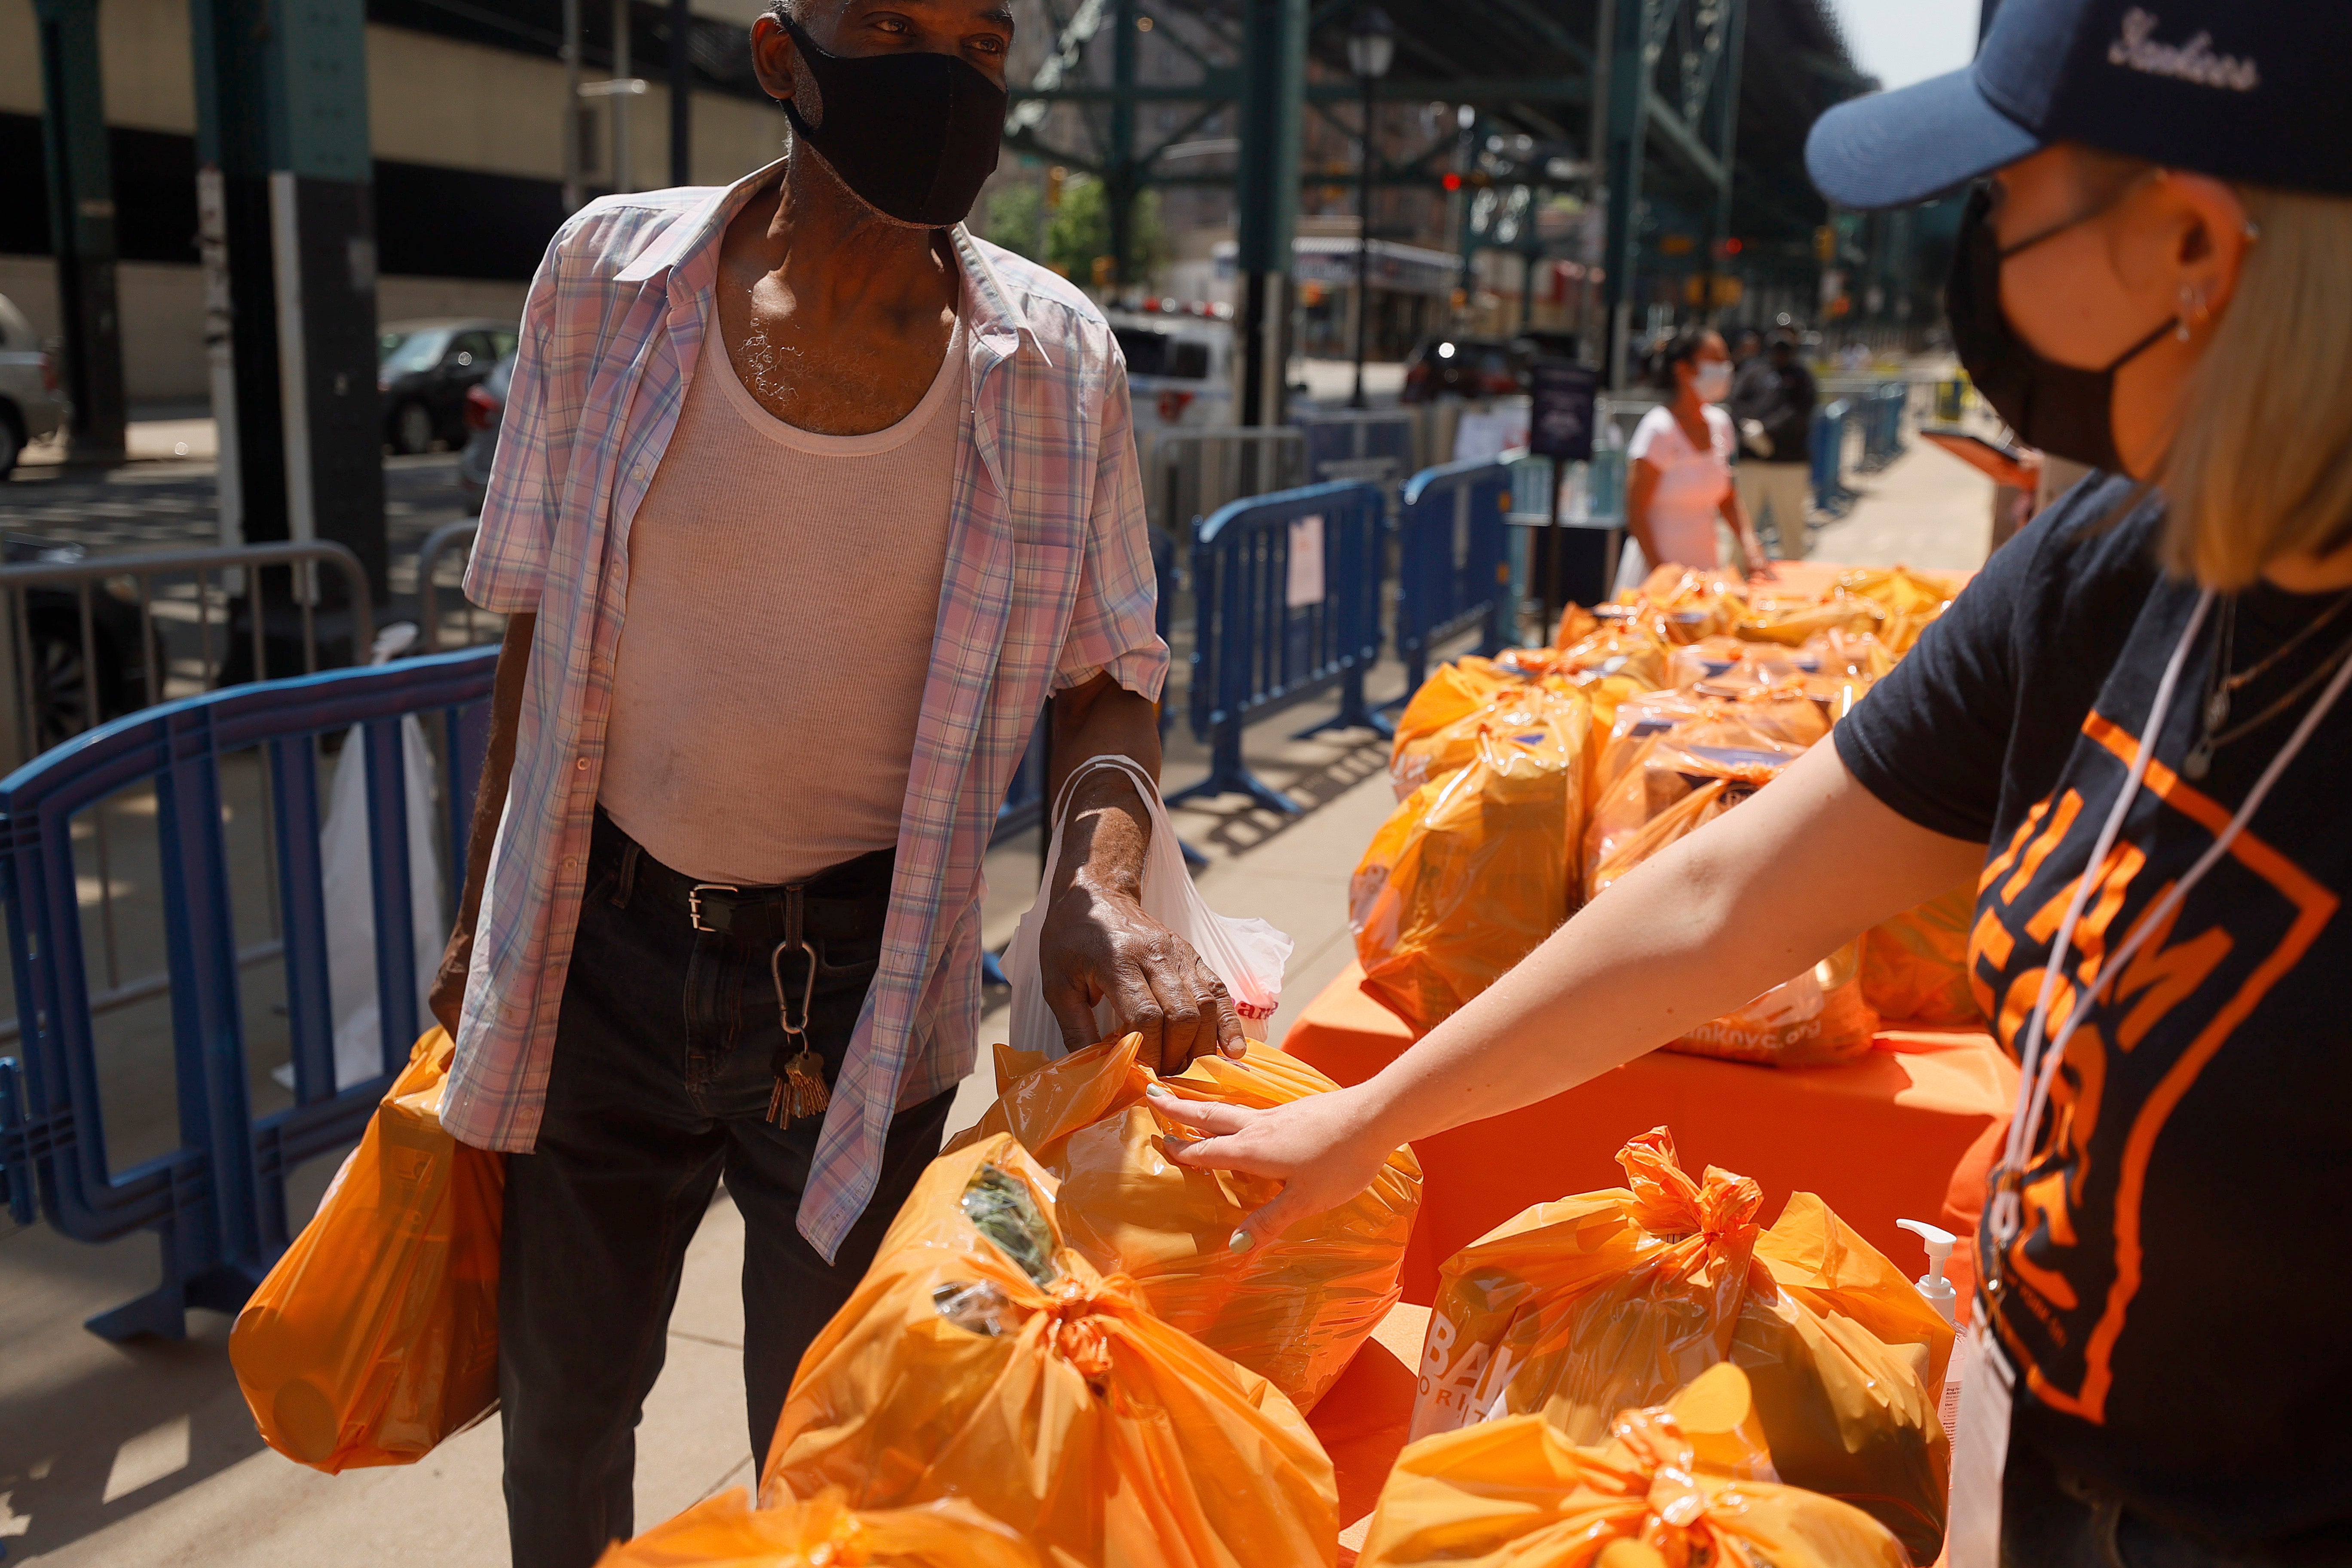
1170,481,1387,815
1393,459,1513,697
1856,383,1908,472
1811,398,1856,517
0,646,496,1340
1295,411,1418,492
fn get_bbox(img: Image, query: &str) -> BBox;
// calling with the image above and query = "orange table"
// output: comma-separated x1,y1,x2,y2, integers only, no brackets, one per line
1286,962,2016,1305
1306,1300,1429,1561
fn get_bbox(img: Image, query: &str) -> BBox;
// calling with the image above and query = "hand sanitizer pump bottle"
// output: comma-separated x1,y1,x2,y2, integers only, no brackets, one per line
1898,1218,1964,1445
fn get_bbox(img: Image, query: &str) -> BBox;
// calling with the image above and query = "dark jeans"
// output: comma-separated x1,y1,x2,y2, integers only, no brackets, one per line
2002,1440,2342,1568
499,810,955,1568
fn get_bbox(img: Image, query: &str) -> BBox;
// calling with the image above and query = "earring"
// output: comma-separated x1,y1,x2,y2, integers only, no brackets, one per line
2176,285,2196,341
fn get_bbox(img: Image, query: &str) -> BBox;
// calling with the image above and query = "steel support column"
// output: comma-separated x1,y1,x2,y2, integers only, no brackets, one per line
1234,0,1306,427
190,0,388,618
1706,0,1747,322
31,0,128,463
1105,0,1138,291
1598,0,1651,388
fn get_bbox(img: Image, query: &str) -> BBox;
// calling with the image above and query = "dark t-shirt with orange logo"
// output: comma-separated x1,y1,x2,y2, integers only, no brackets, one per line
1836,478,2352,1554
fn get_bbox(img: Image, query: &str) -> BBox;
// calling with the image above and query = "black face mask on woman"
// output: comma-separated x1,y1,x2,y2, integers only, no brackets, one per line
778,15,1005,228
1945,182,2177,472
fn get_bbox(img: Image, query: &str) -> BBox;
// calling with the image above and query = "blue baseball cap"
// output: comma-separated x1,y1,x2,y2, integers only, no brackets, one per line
1807,1,2352,211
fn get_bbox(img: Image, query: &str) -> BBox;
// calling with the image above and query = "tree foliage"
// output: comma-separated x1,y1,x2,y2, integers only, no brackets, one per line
983,173,1166,291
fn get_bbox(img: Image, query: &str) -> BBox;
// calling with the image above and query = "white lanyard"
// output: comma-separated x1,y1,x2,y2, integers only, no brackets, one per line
1950,588,2352,1567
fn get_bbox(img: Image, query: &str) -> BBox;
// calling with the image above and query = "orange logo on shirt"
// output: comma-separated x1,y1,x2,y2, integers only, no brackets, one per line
1967,714,2336,1423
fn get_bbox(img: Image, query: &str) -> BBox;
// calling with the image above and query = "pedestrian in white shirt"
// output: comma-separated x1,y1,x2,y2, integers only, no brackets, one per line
1620,326,1775,587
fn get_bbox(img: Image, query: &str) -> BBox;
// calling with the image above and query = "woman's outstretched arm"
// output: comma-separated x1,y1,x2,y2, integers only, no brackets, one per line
1153,741,1986,1245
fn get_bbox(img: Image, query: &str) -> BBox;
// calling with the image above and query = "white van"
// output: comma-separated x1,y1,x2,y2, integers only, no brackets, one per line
0,294,70,477
1106,302,1234,435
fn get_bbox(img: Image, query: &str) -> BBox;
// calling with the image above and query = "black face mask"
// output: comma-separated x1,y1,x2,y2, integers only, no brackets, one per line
1945,183,2176,472
778,16,1005,228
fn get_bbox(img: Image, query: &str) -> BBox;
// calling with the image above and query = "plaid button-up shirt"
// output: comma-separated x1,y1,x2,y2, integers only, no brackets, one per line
448,162,1167,1259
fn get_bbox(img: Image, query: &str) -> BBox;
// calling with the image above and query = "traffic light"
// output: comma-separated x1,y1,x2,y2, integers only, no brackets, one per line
1814,224,1837,262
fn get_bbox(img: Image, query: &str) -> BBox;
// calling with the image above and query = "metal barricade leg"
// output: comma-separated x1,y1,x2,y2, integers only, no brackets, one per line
1166,718,1303,816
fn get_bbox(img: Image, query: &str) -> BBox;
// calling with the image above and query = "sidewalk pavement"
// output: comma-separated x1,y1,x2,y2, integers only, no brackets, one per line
0,432,1989,1567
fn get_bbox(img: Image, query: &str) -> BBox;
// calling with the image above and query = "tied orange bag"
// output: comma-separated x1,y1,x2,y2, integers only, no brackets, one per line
762,1133,1339,1568
946,1033,1421,1412
1585,728,1877,1066
1586,723,1805,897
1862,879,1985,1027
1390,682,1589,800
1361,1364,1908,1568
595,1487,1038,1568
1410,1130,1954,1564
1390,655,1526,758
1352,722,1583,1036
229,1027,501,1472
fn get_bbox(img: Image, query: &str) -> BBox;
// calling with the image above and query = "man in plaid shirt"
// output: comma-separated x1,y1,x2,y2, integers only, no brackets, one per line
432,2,1243,1560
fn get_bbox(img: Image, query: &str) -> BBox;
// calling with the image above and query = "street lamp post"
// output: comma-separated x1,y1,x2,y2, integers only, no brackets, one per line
1346,5,1393,410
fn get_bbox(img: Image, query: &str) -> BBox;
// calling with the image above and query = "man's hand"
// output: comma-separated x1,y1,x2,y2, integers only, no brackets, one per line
1035,677,1243,1074
1036,848,1244,1074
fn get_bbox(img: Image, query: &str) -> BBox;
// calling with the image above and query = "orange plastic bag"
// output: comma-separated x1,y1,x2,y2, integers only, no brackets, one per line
1614,566,1749,645
1735,591,1882,647
1390,655,1526,758
229,1027,501,1472
944,1032,1421,1412
1586,723,1805,897
1835,564,1954,620
1862,879,1985,1026
1353,722,1583,1036
1669,940,1880,1068
1361,1364,1908,1568
762,1133,1338,1568
596,1488,1039,1568
1390,681,1589,800
1409,1130,1953,1563
1595,690,1828,800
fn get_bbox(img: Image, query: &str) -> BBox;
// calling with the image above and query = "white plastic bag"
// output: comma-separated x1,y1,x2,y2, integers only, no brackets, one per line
274,624,445,1093
319,713,444,1089
1004,755,1293,1057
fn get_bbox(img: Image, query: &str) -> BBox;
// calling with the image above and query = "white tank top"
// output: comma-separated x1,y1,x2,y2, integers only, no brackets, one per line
597,312,965,884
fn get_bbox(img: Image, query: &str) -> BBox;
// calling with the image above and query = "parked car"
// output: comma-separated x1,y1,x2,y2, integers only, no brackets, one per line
1,535,165,750
1399,336,1526,403
1105,303,1234,435
457,350,516,510
379,318,518,455
0,294,70,478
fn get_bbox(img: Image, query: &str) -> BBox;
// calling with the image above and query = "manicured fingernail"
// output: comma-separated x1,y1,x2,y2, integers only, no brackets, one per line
1143,1082,1172,1098
1228,1229,1252,1253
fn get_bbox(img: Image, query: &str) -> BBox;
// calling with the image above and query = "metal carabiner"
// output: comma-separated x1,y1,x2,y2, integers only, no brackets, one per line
766,939,828,1126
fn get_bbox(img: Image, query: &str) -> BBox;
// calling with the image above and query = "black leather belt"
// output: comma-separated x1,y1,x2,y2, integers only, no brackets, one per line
590,810,891,1124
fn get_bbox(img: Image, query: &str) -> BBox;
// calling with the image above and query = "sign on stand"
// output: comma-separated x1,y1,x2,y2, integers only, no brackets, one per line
1527,362,1610,622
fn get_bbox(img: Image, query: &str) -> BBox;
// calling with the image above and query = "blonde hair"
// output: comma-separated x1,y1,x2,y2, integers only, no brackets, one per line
2158,185,2352,587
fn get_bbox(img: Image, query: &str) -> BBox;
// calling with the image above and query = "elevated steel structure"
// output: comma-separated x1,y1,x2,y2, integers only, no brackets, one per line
1004,0,1868,395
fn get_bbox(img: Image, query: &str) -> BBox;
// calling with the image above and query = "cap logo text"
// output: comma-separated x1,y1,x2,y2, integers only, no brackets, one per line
2107,9,2259,92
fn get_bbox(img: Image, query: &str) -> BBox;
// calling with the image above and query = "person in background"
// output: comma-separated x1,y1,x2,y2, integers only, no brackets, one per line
1730,325,1764,369
1729,328,1817,556
433,1,1240,1562
1157,0,2352,1561
1620,327,1775,586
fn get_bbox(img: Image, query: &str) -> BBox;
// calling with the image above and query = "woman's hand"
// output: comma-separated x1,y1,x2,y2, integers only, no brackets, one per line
1145,1082,1399,1250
